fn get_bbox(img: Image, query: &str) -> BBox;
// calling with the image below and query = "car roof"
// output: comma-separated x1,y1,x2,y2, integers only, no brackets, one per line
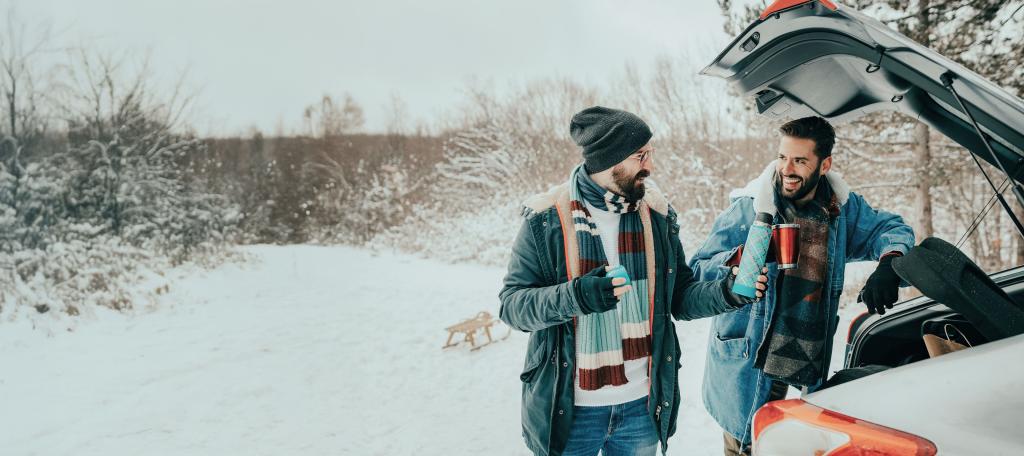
702,1,1024,181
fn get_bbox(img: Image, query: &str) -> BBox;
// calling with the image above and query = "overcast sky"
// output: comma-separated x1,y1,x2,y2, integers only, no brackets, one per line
21,0,734,135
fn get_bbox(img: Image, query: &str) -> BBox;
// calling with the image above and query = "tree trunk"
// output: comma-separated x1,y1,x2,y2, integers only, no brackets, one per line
8,75,16,140
909,0,933,244
913,122,933,242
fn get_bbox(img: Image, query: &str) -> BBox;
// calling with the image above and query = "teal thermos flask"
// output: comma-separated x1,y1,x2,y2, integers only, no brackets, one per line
731,212,773,299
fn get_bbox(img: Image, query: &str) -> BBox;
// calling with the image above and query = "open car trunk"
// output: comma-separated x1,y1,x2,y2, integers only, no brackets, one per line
845,238,1024,377
701,0,1024,385
702,0,1024,178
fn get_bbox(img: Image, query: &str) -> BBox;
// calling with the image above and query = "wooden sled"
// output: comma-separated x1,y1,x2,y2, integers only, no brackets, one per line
442,311,511,351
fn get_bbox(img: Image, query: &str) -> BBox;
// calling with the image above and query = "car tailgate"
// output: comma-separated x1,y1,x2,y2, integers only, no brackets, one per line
804,333,1024,454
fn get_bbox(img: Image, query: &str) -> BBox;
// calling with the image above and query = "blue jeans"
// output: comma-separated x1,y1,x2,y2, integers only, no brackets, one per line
562,396,659,456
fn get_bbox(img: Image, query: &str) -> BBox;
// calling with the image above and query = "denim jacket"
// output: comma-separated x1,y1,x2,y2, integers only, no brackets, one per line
688,165,914,444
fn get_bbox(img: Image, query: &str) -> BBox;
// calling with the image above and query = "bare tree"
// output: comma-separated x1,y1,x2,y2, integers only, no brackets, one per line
0,7,60,258
0,6,56,155
302,93,364,139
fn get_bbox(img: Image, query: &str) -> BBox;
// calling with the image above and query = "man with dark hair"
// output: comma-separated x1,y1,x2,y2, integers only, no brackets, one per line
688,116,915,456
499,106,768,456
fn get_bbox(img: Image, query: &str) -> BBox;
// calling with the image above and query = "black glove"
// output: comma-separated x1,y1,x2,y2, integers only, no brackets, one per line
723,267,759,308
859,254,901,315
574,266,618,315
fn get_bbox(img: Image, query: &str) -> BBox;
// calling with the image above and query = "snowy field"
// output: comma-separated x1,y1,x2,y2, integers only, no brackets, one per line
0,245,861,455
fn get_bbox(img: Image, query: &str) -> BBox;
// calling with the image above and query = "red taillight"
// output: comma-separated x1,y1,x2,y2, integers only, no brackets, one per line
752,399,937,456
759,0,838,20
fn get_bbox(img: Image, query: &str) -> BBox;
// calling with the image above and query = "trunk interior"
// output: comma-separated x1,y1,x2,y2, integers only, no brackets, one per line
841,266,1024,383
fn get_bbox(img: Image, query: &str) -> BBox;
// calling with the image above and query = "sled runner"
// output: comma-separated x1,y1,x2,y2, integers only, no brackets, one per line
442,311,511,351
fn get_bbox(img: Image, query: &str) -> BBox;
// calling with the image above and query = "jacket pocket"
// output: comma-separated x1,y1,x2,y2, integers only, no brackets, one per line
712,332,750,360
713,307,750,340
520,356,544,383
520,331,549,383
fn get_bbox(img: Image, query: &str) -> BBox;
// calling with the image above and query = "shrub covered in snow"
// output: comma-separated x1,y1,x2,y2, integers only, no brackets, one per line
0,49,240,319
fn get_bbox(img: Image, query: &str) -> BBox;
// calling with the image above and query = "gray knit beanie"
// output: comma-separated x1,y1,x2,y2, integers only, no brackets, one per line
570,106,652,173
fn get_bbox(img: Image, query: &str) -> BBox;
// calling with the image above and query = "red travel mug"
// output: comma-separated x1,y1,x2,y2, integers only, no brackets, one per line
772,224,800,270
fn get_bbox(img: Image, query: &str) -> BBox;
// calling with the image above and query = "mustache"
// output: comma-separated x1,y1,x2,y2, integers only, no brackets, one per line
636,170,651,179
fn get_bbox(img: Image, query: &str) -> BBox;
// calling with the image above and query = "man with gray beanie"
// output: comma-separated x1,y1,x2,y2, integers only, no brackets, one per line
500,106,768,456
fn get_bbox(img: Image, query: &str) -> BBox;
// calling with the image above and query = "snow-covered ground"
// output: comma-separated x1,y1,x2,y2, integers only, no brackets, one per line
0,246,862,455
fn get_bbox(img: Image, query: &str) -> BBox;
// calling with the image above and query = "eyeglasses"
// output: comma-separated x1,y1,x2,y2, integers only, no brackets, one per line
632,147,654,164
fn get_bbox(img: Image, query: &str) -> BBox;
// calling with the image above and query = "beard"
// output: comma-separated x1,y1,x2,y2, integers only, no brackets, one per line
776,166,822,201
611,166,650,201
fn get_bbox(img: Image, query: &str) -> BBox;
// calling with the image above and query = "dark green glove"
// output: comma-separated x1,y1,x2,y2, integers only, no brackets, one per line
859,253,902,315
723,267,756,308
574,265,618,315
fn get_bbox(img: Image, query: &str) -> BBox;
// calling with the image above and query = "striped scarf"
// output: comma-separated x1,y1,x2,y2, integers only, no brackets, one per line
569,164,653,391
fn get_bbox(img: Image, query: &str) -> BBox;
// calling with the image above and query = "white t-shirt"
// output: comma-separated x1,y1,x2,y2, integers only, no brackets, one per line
574,200,651,407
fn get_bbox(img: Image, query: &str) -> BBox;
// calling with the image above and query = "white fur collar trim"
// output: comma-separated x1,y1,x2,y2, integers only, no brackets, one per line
728,160,850,215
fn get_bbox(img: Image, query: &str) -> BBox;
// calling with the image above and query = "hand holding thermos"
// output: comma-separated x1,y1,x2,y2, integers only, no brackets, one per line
575,265,633,314
724,212,799,307
725,266,769,307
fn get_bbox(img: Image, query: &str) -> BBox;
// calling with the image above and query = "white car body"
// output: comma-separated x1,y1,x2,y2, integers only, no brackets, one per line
805,333,1024,454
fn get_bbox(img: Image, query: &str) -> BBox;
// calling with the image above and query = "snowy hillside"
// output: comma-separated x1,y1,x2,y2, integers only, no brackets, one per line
0,246,859,455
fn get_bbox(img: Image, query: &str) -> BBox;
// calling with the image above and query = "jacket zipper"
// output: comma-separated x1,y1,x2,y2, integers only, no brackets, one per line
651,206,664,442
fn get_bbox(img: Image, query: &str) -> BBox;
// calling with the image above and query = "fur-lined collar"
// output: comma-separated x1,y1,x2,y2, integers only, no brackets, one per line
523,177,669,216
729,160,850,215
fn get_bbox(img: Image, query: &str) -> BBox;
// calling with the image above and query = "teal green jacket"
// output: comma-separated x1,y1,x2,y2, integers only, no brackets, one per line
498,181,736,456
